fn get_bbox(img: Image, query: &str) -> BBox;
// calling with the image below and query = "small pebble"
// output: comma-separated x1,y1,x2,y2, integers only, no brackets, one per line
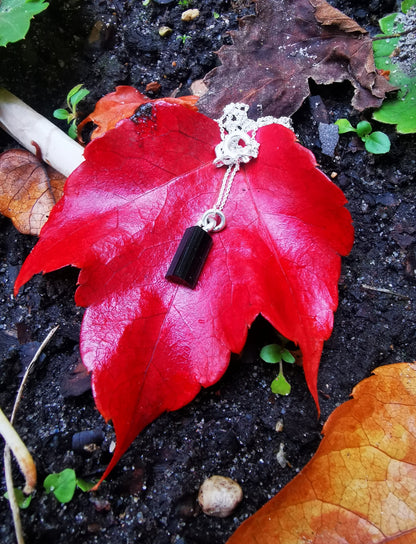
318,122,339,157
275,419,284,432
198,475,243,518
276,442,288,468
72,429,104,452
159,26,173,37
181,9,200,22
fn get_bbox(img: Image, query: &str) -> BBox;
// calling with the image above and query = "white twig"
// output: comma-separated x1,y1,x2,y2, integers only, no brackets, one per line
0,88,84,177
2,325,59,544
10,325,60,422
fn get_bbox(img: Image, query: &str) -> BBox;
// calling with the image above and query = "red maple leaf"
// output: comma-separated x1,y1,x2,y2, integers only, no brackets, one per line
14,102,353,485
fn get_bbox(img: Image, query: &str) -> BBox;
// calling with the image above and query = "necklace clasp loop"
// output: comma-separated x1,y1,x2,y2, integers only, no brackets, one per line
199,209,226,233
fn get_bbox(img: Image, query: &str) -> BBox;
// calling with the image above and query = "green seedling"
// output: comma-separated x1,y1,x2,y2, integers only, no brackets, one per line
335,119,391,154
176,34,191,45
53,84,90,140
178,0,192,7
4,488,32,509
0,0,49,47
213,11,220,19
43,468,95,503
260,343,296,395
372,1,416,133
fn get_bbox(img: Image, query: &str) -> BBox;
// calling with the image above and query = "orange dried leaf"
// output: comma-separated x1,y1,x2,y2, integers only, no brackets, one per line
78,85,198,141
0,149,65,236
228,362,416,544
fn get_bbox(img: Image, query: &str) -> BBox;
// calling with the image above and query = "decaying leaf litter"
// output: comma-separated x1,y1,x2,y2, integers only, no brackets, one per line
0,1,411,541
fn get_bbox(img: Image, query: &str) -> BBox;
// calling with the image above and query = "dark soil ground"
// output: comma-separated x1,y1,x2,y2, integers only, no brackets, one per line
1,1,416,543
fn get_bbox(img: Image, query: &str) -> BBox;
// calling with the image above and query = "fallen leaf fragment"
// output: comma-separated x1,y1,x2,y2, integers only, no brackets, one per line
198,0,395,119
14,102,353,486
0,408,36,495
0,149,65,236
311,0,365,33
78,85,198,141
227,362,416,544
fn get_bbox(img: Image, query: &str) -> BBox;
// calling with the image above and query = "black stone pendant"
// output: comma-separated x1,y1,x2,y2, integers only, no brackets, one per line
165,226,213,289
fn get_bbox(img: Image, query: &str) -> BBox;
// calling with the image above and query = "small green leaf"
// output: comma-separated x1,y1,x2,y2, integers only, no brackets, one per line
281,348,295,364
68,120,78,140
372,6,416,134
76,478,96,492
44,468,77,503
4,488,32,509
271,372,291,395
69,88,89,109
0,0,49,47
364,131,391,154
66,84,84,104
356,121,372,138
53,108,70,120
377,12,400,35
260,344,282,364
335,119,356,134
402,0,416,13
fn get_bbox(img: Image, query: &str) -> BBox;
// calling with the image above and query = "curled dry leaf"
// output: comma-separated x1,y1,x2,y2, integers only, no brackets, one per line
228,362,416,544
0,149,65,236
198,0,395,119
311,0,365,33
77,85,198,141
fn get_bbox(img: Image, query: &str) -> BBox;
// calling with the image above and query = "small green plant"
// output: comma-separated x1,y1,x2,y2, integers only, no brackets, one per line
142,0,150,5
43,468,95,503
213,11,220,19
178,0,192,7
176,34,191,45
335,119,391,154
260,343,296,395
53,84,90,140
4,488,32,509
0,0,49,47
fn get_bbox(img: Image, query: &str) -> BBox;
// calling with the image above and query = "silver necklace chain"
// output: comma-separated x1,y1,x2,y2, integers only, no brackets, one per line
198,103,291,233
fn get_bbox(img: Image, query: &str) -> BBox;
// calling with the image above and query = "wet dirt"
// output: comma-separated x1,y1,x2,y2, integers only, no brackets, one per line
1,1,416,543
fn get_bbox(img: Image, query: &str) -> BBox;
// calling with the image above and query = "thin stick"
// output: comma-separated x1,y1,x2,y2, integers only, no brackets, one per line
2,325,59,544
10,325,60,423
361,283,410,300
0,88,84,177
373,26,416,41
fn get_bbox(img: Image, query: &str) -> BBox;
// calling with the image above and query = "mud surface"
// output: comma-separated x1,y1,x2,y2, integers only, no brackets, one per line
1,1,416,543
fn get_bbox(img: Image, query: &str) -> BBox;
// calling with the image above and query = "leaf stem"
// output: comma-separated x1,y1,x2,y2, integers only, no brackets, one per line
372,26,416,40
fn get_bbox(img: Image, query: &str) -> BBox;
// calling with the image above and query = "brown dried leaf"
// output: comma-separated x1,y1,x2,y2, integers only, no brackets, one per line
198,0,395,119
311,0,365,33
0,149,65,236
